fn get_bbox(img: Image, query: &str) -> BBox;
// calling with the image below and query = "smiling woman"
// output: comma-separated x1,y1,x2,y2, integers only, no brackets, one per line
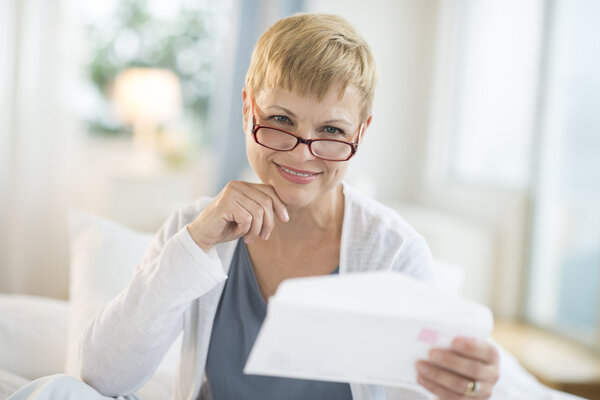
6,11,582,400
242,86,368,209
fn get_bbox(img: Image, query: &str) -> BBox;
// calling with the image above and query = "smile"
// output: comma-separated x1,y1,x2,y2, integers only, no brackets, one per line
278,165,318,177
275,163,321,184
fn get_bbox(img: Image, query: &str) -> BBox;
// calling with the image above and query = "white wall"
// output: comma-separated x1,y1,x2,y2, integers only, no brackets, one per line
303,1,538,318
303,0,440,202
0,1,535,319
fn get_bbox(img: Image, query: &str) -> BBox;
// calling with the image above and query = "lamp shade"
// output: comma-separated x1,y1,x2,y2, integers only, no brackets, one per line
112,67,182,127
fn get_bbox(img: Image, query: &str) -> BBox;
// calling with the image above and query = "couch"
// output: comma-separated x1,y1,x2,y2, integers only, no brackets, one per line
0,211,586,400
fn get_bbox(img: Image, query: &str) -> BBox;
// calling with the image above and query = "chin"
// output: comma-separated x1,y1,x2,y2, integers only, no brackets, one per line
271,183,319,209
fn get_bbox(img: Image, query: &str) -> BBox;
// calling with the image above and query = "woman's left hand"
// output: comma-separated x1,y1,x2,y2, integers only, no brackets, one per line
416,337,499,399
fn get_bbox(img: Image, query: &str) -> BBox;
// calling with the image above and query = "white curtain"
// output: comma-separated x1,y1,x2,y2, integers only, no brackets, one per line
212,0,303,188
0,0,78,299
0,0,301,299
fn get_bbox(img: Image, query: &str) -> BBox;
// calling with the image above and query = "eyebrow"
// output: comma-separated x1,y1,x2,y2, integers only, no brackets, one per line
268,105,297,119
266,105,353,127
322,118,352,127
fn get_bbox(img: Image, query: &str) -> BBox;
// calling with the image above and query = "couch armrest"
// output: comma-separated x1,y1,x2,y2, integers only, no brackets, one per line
0,294,69,380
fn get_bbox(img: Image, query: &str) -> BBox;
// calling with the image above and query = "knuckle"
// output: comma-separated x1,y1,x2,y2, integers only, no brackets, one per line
450,375,465,391
490,369,500,384
469,363,484,379
463,341,476,354
435,352,450,366
240,213,252,225
421,378,437,393
481,386,494,399
427,366,443,380
224,181,236,191
443,392,460,400
488,346,500,363
263,196,273,209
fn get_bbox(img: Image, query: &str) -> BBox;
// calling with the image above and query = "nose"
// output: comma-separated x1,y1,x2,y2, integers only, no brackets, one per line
290,133,317,160
290,141,315,159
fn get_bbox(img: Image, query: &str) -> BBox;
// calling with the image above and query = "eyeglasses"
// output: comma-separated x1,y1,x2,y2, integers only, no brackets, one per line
250,98,363,162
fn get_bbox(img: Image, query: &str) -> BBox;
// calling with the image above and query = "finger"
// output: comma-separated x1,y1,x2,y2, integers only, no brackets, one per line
239,185,278,239
228,202,253,238
451,338,499,365
227,181,288,223
235,198,264,244
417,361,475,397
417,373,475,400
428,348,498,382
253,184,289,222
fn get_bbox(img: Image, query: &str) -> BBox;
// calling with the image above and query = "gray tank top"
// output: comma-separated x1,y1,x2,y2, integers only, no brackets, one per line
204,238,352,400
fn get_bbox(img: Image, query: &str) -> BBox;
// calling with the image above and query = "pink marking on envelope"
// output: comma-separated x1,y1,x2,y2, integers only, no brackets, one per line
417,328,439,345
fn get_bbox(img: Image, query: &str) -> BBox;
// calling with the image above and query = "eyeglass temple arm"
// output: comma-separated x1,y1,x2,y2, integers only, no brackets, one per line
355,123,365,146
250,98,256,127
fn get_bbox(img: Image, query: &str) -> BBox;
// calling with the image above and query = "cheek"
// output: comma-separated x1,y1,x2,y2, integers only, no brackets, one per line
331,159,348,173
325,161,349,180
246,137,272,170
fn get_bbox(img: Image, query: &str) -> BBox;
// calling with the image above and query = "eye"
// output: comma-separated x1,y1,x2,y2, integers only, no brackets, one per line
270,115,292,124
322,126,344,135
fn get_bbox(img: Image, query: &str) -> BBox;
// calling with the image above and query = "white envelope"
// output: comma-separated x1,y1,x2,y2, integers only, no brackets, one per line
244,271,493,391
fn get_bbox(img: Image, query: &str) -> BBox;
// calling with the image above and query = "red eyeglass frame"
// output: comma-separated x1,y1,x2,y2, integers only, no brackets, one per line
250,98,364,162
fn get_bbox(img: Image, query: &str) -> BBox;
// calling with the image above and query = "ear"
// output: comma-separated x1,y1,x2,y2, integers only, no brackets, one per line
242,87,250,133
359,115,373,142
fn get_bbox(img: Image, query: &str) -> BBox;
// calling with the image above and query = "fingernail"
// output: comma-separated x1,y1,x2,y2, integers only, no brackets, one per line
282,209,289,222
263,232,270,240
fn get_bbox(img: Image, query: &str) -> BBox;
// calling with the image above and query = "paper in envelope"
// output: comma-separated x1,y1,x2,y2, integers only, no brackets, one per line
244,271,493,389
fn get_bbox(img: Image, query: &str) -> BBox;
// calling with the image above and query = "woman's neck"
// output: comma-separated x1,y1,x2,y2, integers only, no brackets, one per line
272,184,345,243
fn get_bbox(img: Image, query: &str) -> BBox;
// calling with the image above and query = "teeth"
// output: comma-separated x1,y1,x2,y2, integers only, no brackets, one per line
280,165,315,177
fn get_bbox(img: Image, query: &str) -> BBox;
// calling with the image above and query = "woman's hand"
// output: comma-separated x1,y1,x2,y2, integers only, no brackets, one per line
187,181,289,252
416,337,499,399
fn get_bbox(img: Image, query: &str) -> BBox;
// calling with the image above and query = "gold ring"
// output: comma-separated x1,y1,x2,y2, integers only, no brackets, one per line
465,381,481,397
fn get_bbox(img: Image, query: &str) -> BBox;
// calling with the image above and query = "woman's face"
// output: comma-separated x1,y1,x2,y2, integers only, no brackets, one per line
243,86,371,210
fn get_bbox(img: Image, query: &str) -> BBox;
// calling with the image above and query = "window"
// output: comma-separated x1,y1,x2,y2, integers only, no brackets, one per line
525,0,600,349
428,0,599,346
435,0,545,189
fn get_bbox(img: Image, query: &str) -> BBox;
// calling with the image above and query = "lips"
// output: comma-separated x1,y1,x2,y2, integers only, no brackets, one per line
277,164,319,176
275,163,321,184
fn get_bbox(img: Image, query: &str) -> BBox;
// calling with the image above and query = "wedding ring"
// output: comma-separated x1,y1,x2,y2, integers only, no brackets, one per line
465,380,481,397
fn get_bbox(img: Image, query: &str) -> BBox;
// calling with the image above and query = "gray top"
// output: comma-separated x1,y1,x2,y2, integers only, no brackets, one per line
204,238,352,400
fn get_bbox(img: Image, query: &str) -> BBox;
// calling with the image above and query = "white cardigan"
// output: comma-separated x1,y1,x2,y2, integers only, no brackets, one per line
80,183,439,400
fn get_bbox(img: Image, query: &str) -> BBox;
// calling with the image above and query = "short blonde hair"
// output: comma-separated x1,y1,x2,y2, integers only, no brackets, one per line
245,13,377,119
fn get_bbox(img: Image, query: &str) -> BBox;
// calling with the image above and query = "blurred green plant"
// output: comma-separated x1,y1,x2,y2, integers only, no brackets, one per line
85,0,217,137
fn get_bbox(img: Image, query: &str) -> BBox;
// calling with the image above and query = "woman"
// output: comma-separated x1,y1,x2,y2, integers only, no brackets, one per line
10,13,500,400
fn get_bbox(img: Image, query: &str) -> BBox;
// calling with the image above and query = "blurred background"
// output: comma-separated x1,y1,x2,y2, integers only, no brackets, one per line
0,0,598,397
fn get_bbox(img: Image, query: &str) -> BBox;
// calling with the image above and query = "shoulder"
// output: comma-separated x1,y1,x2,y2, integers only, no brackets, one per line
342,183,439,286
172,197,214,227
140,197,214,260
343,183,421,241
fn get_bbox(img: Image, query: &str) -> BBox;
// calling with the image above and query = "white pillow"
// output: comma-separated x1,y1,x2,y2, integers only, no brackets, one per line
0,294,69,380
66,210,181,393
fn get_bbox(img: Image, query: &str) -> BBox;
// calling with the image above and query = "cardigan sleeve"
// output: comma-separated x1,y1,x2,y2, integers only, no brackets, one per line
394,234,441,289
79,202,228,397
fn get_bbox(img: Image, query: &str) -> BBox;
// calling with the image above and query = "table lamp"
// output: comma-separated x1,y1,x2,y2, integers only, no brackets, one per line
112,67,182,171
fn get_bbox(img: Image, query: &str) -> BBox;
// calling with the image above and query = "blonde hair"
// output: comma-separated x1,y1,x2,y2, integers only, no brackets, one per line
245,13,377,119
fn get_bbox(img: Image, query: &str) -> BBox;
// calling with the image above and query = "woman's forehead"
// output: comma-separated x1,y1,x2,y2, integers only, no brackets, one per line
255,86,362,123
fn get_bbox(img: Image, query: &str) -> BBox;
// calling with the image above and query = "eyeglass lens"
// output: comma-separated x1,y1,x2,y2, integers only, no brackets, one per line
255,127,352,160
